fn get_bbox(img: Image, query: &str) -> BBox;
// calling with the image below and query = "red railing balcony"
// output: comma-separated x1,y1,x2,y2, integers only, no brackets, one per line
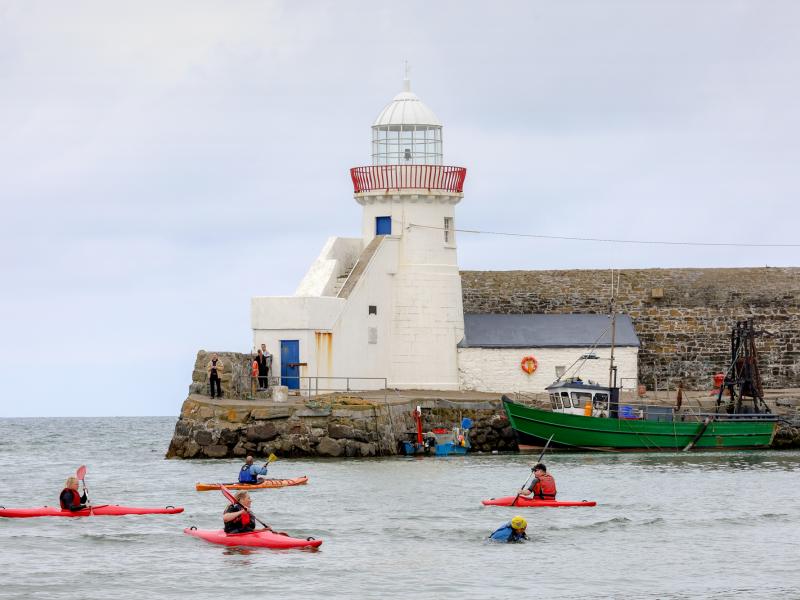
350,165,467,194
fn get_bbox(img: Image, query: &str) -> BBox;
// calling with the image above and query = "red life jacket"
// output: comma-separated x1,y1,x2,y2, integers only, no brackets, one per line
60,488,82,510
225,503,253,533
532,474,557,499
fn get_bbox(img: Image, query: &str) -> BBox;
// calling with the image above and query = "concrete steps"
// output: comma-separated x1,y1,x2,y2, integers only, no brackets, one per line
337,236,383,299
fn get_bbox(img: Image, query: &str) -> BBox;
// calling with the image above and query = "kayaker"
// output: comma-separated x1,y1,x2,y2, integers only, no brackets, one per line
238,455,269,484
223,491,257,534
518,463,557,499
59,476,89,512
489,516,528,542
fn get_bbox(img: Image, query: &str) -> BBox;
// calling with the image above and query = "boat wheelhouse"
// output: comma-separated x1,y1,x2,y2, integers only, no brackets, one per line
546,378,613,417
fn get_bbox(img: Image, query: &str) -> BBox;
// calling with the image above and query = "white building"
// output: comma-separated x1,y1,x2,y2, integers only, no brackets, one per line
251,77,639,394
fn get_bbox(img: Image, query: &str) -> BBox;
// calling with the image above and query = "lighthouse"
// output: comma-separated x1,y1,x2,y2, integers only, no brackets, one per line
351,74,466,388
251,74,467,391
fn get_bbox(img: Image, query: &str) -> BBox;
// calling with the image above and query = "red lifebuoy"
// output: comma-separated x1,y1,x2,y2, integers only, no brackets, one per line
521,355,538,375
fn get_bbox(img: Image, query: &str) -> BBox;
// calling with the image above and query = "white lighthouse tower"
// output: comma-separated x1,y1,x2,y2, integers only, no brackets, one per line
351,73,466,389
252,73,466,391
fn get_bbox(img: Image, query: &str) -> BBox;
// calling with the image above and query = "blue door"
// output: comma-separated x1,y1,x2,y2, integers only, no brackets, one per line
375,216,391,235
280,340,300,389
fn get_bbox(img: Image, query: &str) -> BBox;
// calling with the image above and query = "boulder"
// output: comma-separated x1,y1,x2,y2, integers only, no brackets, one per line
344,440,360,457
232,442,247,457
184,441,201,458
175,420,191,437
350,428,370,443
359,442,377,457
257,442,279,456
246,423,279,443
219,428,241,446
328,423,354,440
194,430,214,446
316,437,344,457
289,434,312,454
203,445,229,458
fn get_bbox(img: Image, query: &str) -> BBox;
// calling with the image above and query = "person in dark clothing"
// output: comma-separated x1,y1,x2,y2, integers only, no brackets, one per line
256,348,268,390
223,491,257,534
260,343,272,389
206,353,224,399
59,476,89,512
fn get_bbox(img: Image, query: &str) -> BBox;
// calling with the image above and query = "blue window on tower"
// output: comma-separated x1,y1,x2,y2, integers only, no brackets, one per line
375,216,391,235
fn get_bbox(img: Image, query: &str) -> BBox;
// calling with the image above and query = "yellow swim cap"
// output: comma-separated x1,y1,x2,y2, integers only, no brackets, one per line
511,516,527,530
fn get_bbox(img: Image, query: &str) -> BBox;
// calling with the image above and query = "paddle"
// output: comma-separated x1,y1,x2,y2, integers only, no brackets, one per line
511,434,555,507
220,484,272,531
76,465,91,506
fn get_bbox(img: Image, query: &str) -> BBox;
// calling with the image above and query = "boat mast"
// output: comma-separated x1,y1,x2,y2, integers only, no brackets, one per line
608,269,617,389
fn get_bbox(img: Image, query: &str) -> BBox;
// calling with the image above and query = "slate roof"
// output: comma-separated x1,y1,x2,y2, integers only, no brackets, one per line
459,313,640,348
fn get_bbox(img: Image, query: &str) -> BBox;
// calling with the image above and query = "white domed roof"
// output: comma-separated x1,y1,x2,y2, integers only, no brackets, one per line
372,79,442,128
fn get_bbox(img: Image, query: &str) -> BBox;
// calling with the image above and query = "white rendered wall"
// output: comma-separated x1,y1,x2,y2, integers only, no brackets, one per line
251,240,398,391
327,237,398,389
356,191,465,390
457,346,639,393
251,296,344,386
295,237,362,297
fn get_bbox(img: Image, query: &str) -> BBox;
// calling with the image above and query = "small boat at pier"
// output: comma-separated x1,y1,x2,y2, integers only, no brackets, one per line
400,407,472,456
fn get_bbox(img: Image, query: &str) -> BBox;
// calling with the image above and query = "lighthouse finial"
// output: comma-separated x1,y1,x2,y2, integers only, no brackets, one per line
403,61,411,92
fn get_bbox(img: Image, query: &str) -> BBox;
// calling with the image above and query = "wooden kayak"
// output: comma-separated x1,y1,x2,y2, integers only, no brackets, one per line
184,527,322,549
482,496,596,507
195,476,308,491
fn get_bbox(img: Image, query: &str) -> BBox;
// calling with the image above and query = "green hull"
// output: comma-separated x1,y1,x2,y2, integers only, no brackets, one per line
502,396,777,451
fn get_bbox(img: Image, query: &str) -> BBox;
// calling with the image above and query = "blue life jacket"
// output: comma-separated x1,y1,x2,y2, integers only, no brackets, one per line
238,465,257,484
490,522,527,543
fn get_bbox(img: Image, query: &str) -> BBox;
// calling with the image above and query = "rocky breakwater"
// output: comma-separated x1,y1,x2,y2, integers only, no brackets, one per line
772,421,800,449
166,393,518,459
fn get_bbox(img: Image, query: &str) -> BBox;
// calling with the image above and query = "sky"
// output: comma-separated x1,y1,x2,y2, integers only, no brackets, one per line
2,1,799,417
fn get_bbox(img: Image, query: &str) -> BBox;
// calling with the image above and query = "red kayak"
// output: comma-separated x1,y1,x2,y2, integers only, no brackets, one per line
482,496,596,508
0,505,184,518
184,527,322,549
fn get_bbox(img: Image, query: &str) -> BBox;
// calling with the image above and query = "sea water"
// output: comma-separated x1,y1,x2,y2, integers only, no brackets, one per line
0,417,798,599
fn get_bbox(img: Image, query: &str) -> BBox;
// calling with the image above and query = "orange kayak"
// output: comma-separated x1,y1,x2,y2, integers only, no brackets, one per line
195,476,308,491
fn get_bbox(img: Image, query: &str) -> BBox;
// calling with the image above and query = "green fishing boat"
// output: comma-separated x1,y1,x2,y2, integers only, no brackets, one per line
504,318,778,452
502,393,777,452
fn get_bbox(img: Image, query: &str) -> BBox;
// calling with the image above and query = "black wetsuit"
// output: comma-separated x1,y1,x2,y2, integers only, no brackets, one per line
59,489,88,512
223,503,256,534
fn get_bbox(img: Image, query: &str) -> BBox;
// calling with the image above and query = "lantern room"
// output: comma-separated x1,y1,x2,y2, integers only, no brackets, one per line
371,76,443,166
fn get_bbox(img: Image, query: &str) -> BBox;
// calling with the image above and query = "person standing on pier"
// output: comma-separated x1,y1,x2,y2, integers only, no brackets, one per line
256,347,268,390
259,343,272,389
206,353,224,399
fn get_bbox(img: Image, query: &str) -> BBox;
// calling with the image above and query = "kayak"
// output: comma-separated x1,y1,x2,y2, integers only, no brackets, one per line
195,476,308,491
0,505,184,518
184,527,323,549
482,496,596,508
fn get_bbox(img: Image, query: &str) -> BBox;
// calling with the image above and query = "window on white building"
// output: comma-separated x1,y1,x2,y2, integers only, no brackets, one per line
443,217,454,244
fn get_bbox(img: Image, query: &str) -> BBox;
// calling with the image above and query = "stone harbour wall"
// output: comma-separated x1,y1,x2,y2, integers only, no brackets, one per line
461,267,800,390
166,394,518,459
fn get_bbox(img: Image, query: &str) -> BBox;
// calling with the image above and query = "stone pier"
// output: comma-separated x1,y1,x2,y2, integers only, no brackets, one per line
166,351,800,458
166,392,517,459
